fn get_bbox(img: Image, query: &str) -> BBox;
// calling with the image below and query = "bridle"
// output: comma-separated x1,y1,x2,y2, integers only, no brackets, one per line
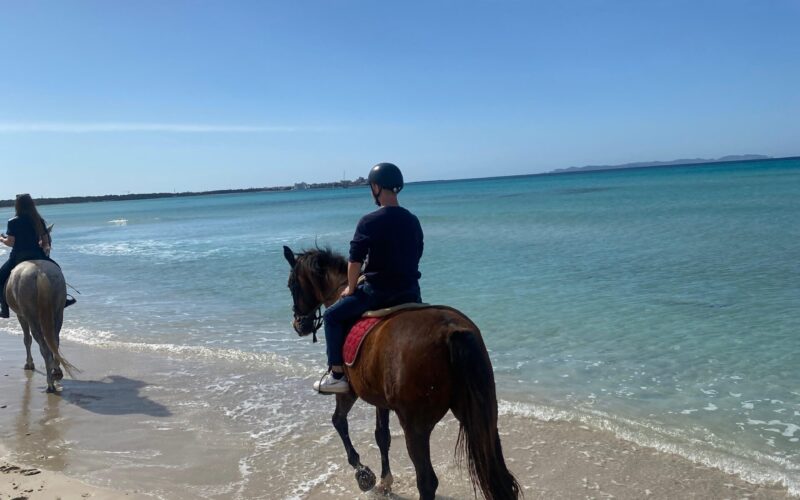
287,267,324,343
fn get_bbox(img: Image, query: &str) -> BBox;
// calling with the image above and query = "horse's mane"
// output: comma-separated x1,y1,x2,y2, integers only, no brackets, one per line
296,247,348,278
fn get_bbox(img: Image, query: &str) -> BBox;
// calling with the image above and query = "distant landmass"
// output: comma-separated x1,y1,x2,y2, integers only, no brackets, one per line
0,154,788,208
549,154,771,174
0,177,368,208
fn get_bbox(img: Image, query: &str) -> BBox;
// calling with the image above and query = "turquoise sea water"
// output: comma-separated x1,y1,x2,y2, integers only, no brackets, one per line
2,158,799,493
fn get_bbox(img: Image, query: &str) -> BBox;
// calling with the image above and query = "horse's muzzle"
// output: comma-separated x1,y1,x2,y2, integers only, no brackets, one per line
292,317,315,337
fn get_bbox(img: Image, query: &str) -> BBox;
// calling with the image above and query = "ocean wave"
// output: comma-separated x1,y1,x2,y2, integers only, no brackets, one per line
57,326,313,377
499,400,800,496
66,240,224,261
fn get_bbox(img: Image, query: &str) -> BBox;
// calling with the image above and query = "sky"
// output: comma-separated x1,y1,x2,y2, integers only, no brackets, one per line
1,0,799,197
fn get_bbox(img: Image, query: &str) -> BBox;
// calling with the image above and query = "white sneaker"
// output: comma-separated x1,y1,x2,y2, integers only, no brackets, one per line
313,372,350,394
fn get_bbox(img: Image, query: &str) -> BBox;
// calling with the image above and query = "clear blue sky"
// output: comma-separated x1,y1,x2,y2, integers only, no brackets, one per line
1,0,798,197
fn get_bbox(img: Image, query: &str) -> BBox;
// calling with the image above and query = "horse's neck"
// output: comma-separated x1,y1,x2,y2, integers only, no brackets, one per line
320,270,347,308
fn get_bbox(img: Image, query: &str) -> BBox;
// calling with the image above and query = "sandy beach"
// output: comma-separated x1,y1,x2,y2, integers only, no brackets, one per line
0,330,791,499
0,449,145,500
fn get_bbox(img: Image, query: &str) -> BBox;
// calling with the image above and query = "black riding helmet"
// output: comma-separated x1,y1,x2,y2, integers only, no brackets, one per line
368,163,404,206
368,163,403,192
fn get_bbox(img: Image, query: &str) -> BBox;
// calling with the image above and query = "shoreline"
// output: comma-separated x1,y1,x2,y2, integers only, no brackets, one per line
0,330,792,499
0,443,146,500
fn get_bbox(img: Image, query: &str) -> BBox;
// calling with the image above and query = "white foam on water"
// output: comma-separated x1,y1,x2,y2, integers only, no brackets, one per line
68,240,223,261
58,326,313,377
286,462,341,500
498,399,800,496
747,420,800,438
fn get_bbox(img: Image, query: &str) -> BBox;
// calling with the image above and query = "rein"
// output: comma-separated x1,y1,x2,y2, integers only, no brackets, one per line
305,308,324,343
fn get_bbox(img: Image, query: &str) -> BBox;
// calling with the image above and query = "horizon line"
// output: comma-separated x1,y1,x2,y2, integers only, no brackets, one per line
3,155,797,207
0,122,325,133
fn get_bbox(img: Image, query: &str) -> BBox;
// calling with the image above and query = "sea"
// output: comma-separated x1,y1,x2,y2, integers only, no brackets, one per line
1,157,799,496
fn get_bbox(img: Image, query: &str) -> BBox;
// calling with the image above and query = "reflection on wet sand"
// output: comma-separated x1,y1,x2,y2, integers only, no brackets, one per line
14,370,68,471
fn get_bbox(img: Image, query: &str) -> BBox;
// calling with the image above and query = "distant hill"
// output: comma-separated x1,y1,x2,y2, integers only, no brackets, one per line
550,154,771,174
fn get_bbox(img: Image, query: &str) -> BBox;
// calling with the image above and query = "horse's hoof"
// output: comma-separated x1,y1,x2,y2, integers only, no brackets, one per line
46,386,56,394
376,473,393,495
52,368,64,381
24,363,35,371
355,465,376,492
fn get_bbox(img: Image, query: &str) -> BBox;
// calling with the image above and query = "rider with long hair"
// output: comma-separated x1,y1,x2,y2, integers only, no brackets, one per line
315,163,424,393
0,194,75,318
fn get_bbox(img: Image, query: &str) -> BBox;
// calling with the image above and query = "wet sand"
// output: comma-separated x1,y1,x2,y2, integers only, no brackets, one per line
0,331,792,499
0,447,146,500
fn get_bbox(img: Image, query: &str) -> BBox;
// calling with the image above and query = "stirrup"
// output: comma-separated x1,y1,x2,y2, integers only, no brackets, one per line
65,294,77,308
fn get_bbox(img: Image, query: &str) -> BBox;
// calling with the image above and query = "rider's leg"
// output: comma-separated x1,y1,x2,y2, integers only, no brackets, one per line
0,258,14,318
322,289,374,370
314,288,376,393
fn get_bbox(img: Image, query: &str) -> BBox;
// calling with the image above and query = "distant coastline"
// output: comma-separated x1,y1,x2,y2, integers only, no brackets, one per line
547,154,772,174
414,154,798,186
3,155,797,208
0,177,368,208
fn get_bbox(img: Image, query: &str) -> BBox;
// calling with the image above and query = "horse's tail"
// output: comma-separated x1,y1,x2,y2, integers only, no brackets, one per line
449,330,521,500
36,272,78,377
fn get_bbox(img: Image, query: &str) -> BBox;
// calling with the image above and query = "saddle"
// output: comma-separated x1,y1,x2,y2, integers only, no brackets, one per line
343,303,431,366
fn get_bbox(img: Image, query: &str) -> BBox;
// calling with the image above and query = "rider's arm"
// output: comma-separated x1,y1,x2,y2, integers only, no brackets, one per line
345,215,370,297
39,228,51,255
345,261,362,295
4,219,17,247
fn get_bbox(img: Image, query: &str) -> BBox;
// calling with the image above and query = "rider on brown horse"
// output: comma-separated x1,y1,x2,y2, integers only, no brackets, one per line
315,163,424,393
0,194,76,318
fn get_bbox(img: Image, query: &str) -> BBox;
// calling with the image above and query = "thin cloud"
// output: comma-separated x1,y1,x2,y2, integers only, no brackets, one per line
0,122,316,133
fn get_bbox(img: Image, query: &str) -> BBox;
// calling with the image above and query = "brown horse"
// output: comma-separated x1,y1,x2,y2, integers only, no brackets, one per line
283,246,520,500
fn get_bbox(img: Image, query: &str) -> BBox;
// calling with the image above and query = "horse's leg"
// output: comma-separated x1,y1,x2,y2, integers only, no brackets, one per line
35,331,56,393
51,310,64,381
332,392,376,492
19,319,35,370
374,407,393,494
398,415,438,500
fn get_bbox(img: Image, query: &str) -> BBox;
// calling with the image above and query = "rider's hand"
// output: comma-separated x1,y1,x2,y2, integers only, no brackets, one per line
341,286,353,298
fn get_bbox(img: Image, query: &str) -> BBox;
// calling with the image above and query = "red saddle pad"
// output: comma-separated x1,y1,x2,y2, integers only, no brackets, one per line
343,317,382,366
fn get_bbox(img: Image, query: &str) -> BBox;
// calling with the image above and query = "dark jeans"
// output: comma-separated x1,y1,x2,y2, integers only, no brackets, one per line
0,250,54,308
322,282,421,367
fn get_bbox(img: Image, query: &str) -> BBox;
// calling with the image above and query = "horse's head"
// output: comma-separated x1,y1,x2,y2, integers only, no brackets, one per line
283,245,347,338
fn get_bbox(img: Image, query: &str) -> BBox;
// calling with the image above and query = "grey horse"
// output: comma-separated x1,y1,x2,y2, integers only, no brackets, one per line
5,259,77,392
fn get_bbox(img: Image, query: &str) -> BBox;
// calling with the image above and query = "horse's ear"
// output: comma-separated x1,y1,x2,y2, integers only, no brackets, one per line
283,246,296,267
47,224,54,234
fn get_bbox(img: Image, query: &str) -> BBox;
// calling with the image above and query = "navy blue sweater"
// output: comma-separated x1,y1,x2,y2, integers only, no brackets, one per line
6,216,47,257
349,206,423,290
